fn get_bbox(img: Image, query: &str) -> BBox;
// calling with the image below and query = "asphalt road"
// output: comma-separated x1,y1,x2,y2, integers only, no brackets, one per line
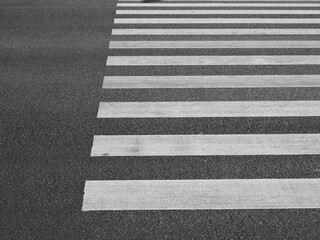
2,0,320,239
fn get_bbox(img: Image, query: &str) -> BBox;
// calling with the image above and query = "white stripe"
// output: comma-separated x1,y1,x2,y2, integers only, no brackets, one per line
97,101,320,118
119,0,320,2
109,41,320,49
106,56,320,66
112,28,320,35
82,179,320,210
91,134,320,156
103,75,320,89
117,9,320,15
115,18,320,24
117,3,320,7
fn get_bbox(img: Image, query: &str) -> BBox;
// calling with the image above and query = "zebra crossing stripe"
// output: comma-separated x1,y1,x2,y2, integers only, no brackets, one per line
91,134,320,156
109,41,320,49
119,0,320,2
82,179,320,210
117,3,320,7
103,75,320,89
115,18,320,24
112,28,320,35
117,9,320,15
106,56,320,66
97,101,320,118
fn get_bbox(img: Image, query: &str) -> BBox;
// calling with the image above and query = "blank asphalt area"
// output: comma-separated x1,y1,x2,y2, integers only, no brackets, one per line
1,0,320,239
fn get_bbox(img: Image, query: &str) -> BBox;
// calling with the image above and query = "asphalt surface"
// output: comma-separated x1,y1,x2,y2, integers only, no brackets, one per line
2,0,320,239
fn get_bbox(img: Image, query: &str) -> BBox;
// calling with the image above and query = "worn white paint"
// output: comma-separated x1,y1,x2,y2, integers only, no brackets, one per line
119,0,320,2
111,28,320,35
106,56,320,66
115,18,320,24
117,9,320,15
117,3,320,7
103,75,320,89
82,179,320,210
109,41,320,49
91,134,320,156
97,101,320,118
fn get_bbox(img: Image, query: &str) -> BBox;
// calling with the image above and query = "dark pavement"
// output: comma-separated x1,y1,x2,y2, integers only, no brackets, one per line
2,0,320,239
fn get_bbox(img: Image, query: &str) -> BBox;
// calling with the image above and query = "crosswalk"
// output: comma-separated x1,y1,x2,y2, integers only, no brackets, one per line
82,0,320,211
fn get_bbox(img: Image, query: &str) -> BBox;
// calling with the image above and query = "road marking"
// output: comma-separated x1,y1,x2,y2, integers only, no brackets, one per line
82,179,320,210
117,9,320,15
91,134,320,156
112,28,320,35
119,0,320,2
97,101,320,118
84,0,320,212
109,41,320,49
106,56,320,66
115,18,320,24
117,3,320,7
103,75,320,89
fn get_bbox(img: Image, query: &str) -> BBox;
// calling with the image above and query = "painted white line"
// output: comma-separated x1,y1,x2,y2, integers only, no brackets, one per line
115,18,320,24
117,3,320,7
117,9,320,15
106,56,320,66
82,179,320,210
91,134,320,156
119,0,320,2
103,75,320,89
97,101,320,118
112,28,320,35
109,41,320,49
